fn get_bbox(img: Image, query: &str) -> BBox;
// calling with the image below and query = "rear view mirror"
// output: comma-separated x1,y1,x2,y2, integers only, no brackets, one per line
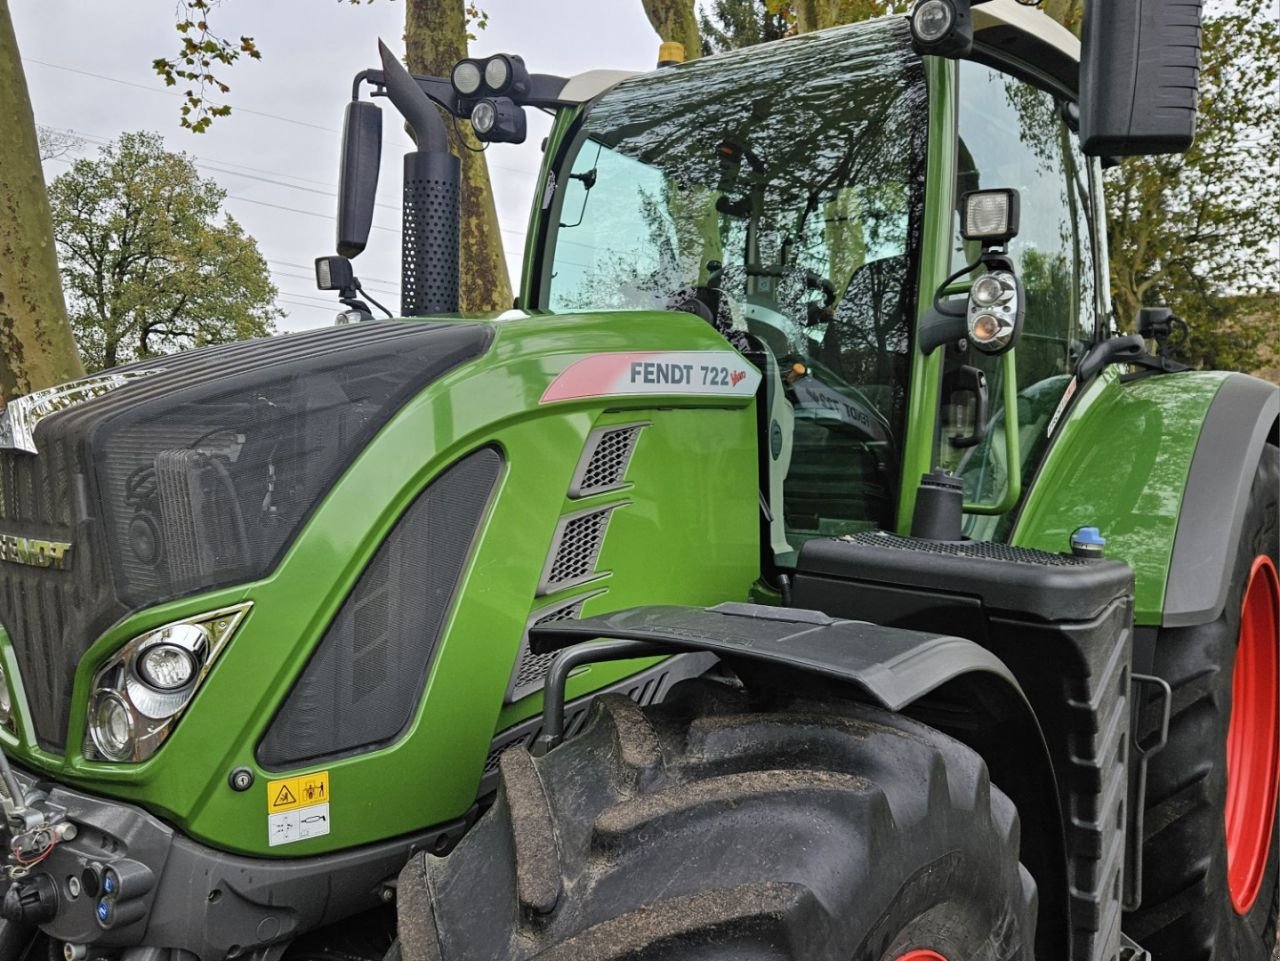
1078,0,1204,156
337,100,383,258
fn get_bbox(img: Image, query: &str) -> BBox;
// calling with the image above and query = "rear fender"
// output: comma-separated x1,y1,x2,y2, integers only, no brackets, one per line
1012,370,1272,626
1164,373,1279,627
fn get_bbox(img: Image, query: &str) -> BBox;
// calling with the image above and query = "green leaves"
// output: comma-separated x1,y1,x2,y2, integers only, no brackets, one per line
47,132,281,370
152,1,261,132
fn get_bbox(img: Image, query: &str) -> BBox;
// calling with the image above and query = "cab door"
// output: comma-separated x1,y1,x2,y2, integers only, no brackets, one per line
938,57,1105,541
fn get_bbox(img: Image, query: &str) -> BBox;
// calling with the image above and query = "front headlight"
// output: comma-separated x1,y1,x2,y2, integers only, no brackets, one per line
85,604,251,763
89,691,134,762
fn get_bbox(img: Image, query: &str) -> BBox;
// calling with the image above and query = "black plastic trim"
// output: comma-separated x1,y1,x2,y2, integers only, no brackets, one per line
1164,373,1280,627
530,602,1025,717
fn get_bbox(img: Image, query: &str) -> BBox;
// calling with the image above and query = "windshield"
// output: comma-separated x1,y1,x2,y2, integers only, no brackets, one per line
543,18,928,543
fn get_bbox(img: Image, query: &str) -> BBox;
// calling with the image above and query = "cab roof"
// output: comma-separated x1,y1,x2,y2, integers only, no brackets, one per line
556,2,1082,105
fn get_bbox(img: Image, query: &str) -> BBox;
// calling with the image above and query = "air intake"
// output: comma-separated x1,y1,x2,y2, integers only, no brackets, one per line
505,593,602,703
258,447,502,769
569,423,646,499
538,504,623,596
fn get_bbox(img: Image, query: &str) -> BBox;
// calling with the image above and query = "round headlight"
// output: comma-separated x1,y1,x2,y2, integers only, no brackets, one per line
90,691,134,762
0,665,11,723
971,273,1007,308
913,0,954,43
970,313,1003,343
137,644,196,690
483,56,511,92
471,100,497,135
452,60,482,96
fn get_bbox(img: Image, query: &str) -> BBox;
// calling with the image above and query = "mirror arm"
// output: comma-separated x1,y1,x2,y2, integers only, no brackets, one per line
919,303,968,356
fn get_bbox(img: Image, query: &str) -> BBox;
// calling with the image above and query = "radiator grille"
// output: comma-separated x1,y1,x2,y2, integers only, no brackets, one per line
0,434,110,750
569,424,646,498
257,448,501,770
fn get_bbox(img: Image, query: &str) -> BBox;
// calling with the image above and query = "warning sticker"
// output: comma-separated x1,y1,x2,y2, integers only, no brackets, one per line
266,771,329,813
269,803,330,847
271,783,298,809
298,772,329,805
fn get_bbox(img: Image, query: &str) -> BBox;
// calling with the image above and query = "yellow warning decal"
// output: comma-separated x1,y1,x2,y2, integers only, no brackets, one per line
297,771,330,805
267,771,329,813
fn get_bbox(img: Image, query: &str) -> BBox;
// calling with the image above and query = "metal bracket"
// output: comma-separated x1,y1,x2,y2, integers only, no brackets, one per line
532,639,676,755
1123,672,1172,911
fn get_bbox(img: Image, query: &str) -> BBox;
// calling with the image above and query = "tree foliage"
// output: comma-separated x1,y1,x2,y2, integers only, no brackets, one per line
1104,0,1278,375
36,126,86,163
151,0,262,133
699,0,791,54
49,132,280,371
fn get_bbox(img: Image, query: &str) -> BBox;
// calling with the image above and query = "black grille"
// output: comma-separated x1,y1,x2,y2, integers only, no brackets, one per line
257,448,502,770
539,506,619,595
506,596,596,704
569,425,644,498
838,531,1087,566
0,434,112,751
0,322,492,751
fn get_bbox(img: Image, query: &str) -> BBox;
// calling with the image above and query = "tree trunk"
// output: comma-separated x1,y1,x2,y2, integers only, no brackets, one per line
641,0,703,59
404,0,513,313
0,0,83,402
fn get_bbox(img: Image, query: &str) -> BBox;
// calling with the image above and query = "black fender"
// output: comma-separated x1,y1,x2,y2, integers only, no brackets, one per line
530,602,1071,955
1165,373,1280,627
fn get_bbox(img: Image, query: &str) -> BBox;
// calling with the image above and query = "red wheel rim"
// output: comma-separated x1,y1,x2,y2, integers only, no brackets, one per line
894,953,949,961
1226,555,1280,915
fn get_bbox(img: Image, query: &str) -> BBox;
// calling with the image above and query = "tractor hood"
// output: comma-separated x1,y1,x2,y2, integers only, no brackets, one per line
0,321,492,750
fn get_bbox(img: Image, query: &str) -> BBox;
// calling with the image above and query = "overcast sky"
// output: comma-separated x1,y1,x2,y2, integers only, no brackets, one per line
11,0,661,332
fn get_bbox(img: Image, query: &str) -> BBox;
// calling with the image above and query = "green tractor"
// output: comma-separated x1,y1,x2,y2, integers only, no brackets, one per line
0,0,1276,958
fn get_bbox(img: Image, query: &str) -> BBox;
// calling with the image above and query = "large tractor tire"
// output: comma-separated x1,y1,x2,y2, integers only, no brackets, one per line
395,680,1037,961
1126,441,1280,960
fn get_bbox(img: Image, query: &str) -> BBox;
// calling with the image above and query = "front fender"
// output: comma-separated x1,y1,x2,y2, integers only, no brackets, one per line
529,601,1070,953
530,602,1022,713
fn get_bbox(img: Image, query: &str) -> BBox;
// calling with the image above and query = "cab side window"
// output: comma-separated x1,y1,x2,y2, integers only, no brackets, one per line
947,60,1099,536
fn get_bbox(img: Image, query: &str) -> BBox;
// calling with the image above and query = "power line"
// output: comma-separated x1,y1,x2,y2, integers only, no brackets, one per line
201,162,402,212
278,298,340,312
226,194,400,233
45,131,533,263
31,63,543,177
267,258,402,289
271,267,401,299
49,124,351,191
23,58,337,133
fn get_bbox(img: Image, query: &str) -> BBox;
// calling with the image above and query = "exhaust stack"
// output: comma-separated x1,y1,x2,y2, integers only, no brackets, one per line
377,40,461,316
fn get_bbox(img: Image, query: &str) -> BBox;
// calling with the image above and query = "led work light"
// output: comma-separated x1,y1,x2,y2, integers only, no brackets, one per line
961,189,1021,247
451,54,530,99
